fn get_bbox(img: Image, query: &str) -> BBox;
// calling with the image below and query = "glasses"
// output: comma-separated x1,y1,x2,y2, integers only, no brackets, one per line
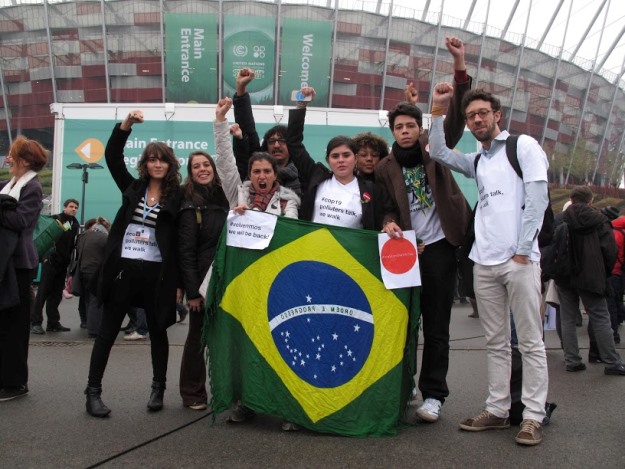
267,138,286,145
357,151,380,158
465,109,493,121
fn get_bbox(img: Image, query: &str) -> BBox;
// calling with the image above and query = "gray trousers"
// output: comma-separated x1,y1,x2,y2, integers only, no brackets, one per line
556,284,622,367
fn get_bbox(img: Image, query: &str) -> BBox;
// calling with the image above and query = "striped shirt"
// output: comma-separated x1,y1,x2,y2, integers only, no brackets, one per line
132,197,160,227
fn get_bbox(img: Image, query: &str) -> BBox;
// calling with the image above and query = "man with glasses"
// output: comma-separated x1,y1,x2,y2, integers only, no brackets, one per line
428,86,549,446
231,68,301,195
376,36,472,425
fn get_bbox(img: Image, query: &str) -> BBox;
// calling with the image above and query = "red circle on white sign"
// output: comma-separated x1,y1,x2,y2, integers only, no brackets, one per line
381,237,417,274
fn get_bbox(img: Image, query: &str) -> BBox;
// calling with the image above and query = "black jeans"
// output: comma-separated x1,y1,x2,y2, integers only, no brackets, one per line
179,309,207,406
87,259,169,388
0,268,35,388
417,238,457,404
31,260,65,326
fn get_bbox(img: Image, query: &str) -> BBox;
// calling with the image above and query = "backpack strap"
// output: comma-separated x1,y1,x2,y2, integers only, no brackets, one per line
473,153,481,181
505,135,522,180
474,134,521,179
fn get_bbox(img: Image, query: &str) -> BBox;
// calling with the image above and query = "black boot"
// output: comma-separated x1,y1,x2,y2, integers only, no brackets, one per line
147,381,165,411
85,386,111,417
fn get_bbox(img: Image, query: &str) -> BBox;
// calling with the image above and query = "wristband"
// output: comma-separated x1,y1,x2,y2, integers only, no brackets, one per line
431,106,446,117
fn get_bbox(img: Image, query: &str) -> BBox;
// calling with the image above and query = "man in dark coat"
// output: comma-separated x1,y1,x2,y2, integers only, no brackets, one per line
554,186,625,375
31,198,79,334
231,68,301,195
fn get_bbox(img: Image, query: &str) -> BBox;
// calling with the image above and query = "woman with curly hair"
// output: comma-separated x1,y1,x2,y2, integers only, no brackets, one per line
84,110,182,417
352,131,389,182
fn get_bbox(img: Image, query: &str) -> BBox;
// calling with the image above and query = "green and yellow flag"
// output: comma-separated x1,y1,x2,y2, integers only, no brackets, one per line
205,216,420,437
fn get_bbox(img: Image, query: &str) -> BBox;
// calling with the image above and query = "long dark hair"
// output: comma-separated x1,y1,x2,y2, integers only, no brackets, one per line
137,142,181,202
182,151,228,208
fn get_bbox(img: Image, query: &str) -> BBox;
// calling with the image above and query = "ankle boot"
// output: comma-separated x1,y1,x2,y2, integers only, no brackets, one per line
85,386,111,417
147,381,165,411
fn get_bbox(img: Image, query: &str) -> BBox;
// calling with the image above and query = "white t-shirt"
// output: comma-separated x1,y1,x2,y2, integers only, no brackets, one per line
312,177,363,229
470,135,548,265
404,166,445,244
121,198,162,262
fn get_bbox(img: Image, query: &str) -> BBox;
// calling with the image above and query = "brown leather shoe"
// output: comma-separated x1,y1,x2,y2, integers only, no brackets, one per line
459,410,510,431
515,419,543,445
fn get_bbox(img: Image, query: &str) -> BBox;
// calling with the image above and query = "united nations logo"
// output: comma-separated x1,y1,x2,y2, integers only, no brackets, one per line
233,44,248,57
268,261,374,388
253,45,265,59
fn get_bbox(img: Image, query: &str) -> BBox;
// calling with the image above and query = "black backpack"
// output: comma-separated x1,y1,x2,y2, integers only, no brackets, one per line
474,135,555,248
541,221,575,280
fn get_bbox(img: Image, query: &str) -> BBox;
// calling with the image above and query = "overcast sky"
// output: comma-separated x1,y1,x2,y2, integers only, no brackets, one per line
387,0,625,80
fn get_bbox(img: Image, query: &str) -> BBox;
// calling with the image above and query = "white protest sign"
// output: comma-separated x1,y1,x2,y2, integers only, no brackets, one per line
226,210,278,250
121,223,161,262
378,230,421,289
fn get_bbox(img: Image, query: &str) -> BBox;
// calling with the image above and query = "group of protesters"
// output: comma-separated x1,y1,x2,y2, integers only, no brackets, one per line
2,34,625,448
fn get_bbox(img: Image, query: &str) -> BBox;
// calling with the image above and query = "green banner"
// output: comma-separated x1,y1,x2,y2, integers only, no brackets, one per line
165,13,218,103
223,16,276,105
58,117,476,223
205,216,420,436
61,119,213,222
279,18,333,107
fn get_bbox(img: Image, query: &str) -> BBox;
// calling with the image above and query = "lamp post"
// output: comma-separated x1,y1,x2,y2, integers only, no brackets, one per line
65,162,103,225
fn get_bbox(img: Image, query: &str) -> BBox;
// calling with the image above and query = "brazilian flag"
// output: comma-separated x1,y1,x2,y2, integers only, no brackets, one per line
205,216,420,437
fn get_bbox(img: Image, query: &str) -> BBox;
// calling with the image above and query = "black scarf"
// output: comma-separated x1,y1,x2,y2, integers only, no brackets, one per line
392,141,423,168
278,161,301,196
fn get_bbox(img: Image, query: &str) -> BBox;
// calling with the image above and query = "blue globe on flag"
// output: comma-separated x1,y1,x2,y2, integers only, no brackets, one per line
267,261,374,388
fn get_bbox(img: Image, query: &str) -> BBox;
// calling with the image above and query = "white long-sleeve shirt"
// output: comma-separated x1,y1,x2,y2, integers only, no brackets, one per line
428,116,549,264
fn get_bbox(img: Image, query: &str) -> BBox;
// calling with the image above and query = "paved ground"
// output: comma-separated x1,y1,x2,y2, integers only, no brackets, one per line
1,296,624,468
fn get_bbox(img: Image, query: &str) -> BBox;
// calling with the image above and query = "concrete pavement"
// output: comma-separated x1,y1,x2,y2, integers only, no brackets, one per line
1,296,624,468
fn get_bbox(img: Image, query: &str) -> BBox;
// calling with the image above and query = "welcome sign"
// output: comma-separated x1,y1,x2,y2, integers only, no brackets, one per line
278,19,333,106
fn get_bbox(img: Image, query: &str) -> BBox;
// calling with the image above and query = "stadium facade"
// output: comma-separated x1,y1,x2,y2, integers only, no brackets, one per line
1,0,624,186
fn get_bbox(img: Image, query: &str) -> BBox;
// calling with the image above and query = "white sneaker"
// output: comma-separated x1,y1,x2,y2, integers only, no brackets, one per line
123,331,148,341
416,398,442,423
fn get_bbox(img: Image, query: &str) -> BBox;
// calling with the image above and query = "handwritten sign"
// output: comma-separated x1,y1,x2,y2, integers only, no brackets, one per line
226,210,278,250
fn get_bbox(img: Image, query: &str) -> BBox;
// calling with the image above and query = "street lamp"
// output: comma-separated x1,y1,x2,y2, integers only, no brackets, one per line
66,162,104,225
